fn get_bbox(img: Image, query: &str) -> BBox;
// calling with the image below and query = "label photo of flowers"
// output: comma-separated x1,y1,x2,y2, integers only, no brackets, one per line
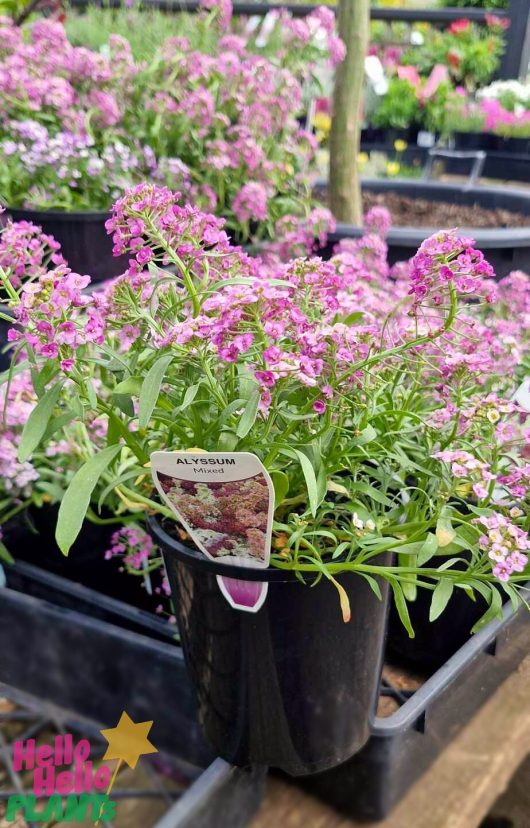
157,473,270,563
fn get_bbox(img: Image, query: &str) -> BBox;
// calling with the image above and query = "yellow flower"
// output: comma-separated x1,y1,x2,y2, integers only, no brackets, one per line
313,112,331,135
394,139,408,152
386,161,401,176
357,152,369,168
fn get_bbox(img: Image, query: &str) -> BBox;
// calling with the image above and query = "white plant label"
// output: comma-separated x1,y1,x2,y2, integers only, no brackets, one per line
151,451,274,613
513,377,530,412
417,130,436,148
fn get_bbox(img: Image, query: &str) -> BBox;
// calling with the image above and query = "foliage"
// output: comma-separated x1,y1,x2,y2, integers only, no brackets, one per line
401,17,506,91
442,87,530,139
370,77,420,129
3,185,530,630
0,8,341,242
439,0,507,8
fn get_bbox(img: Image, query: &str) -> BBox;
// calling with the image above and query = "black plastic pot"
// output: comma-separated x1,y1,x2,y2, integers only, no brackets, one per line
6,207,128,283
4,509,163,614
452,131,498,152
453,131,530,156
300,590,530,820
151,518,390,776
0,303,13,372
317,179,530,278
386,583,488,671
361,126,420,147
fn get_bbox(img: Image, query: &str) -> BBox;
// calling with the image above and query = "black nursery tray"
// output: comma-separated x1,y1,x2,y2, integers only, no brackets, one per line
0,682,265,828
0,561,266,827
302,595,530,821
4,561,529,825
0,561,210,767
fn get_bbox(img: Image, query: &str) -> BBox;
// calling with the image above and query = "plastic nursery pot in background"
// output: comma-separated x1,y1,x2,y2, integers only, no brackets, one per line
150,517,390,777
386,584,488,672
4,507,161,614
6,208,129,283
0,304,13,372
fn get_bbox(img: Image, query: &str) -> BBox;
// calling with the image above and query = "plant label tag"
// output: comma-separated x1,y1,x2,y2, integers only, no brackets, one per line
417,130,436,148
513,377,530,412
151,451,274,613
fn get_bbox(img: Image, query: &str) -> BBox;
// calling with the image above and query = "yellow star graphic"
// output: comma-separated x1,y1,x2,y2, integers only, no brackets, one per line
100,711,158,770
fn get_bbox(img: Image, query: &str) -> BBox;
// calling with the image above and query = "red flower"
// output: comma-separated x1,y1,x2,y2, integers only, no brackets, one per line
447,48,462,68
448,18,470,34
485,13,510,30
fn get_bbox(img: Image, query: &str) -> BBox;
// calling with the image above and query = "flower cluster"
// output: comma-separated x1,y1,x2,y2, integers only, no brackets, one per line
105,525,157,570
474,513,529,582
433,450,494,500
0,14,340,240
364,14,507,135
9,267,104,369
0,215,63,296
0,122,160,211
7,185,530,623
498,466,530,499
409,231,495,307
443,87,530,140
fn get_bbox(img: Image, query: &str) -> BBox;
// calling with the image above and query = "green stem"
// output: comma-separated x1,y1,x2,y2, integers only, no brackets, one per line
0,266,19,305
337,285,458,386
145,217,200,317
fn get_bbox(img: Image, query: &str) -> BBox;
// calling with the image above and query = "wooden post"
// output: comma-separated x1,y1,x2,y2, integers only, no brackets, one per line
328,0,370,225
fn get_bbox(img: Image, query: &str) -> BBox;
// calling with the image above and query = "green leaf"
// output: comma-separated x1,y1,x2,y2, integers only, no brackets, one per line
351,481,393,507
471,587,504,633
112,376,143,396
418,532,439,566
113,394,135,417
429,578,454,621
105,410,149,464
236,388,260,438
270,470,289,509
0,541,14,565
41,410,76,443
56,445,122,555
390,579,415,638
18,382,63,462
501,582,521,613
343,311,365,326
217,430,238,451
218,398,246,425
436,509,456,547
138,354,173,429
178,383,200,412
393,541,426,555
361,573,383,601
455,522,481,553
30,361,57,398
401,556,417,602
332,541,350,560
292,449,318,517
354,425,378,446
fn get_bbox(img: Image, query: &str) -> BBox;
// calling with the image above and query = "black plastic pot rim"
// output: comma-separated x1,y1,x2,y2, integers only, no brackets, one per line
317,178,530,249
329,222,530,250
150,516,321,584
6,206,111,221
